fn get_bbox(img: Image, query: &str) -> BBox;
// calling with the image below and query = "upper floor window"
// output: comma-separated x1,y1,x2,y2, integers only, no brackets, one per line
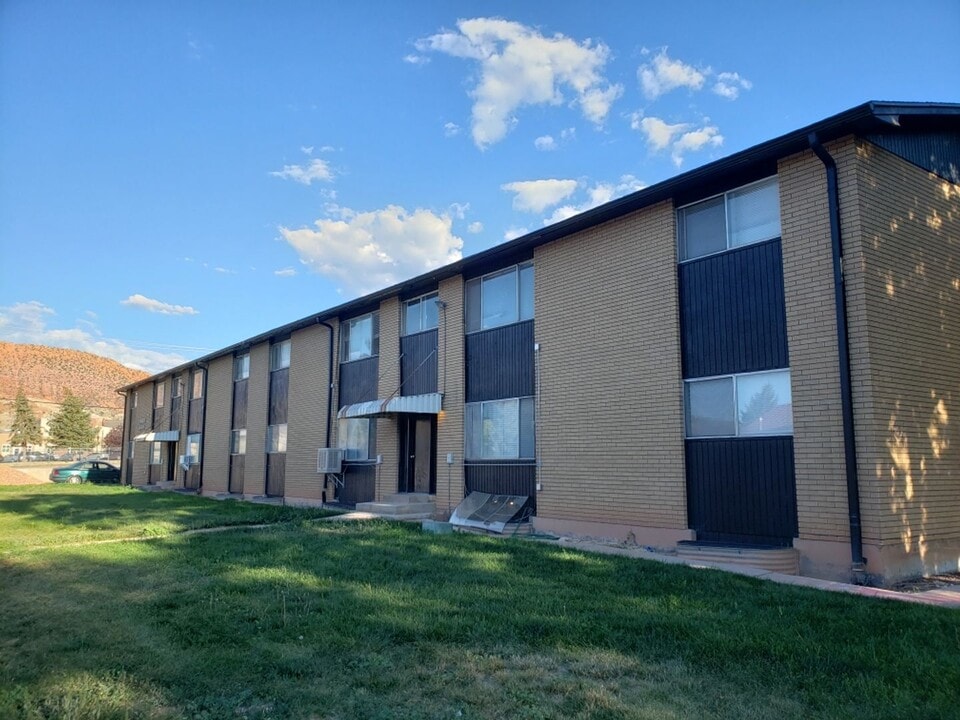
678,177,781,262
685,369,793,438
154,382,165,408
404,292,440,335
465,261,534,333
234,354,250,381
340,312,380,362
266,423,287,454
172,377,183,399
191,370,204,399
270,340,291,371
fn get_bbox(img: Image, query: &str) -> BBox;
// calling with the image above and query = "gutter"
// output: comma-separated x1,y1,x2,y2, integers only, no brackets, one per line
807,133,866,575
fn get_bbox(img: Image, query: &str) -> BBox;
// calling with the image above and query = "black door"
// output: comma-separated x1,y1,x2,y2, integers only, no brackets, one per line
166,443,176,483
399,415,436,494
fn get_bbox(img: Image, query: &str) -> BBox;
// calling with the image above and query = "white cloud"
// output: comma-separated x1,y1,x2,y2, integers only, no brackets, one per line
269,158,334,185
467,221,484,234
213,267,235,275
560,127,576,141
0,301,189,373
632,114,723,166
534,135,556,151
502,179,579,213
670,125,723,166
404,53,430,65
631,115,688,150
121,294,199,316
638,49,706,100
444,122,461,137
504,226,529,241
713,71,753,100
416,18,622,148
274,268,297,277
279,205,464,295
543,175,646,225
449,202,470,220
300,145,314,155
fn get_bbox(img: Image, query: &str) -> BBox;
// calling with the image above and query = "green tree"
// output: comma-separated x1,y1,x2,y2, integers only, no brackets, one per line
738,383,779,428
9,389,43,454
48,390,96,449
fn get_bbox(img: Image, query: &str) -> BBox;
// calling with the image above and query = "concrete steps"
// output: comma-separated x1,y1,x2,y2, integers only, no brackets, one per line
677,542,800,575
355,493,436,520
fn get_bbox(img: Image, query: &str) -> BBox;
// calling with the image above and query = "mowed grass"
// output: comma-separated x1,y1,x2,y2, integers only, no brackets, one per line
1,487,959,719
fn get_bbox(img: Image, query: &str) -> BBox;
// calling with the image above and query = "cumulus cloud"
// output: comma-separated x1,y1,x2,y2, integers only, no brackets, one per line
121,294,199,316
279,205,464,295
632,114,723,166
0,301,190,373
444,122,461,137
542,175,646,225
269,158,334,185
638,49,706,99
534,135,556,151
504,226,529,241
502,179,579,213
416,18,622,148
713,71,753,100
467,221,484,234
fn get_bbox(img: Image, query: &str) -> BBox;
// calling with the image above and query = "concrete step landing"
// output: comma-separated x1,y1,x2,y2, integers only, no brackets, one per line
356,493,436,520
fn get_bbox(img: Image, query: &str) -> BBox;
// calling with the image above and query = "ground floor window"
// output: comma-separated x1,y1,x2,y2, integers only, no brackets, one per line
685,369,793,438
337,418,377,460
266,424,287,454
150,442,162,465
231,429,247,455
186,433,201,464
465,397,535,460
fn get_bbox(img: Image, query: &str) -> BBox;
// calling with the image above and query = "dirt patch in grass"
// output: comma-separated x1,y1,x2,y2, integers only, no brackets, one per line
0,465,45,486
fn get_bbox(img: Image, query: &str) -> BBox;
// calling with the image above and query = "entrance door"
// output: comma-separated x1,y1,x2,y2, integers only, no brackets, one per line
165,443,176,483
399,416,436,494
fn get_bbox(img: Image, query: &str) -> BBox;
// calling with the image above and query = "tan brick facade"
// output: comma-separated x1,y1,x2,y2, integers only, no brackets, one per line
436,275,466,515
376,297,401,500
533,202,690,541
126,382,153,485
201,355,232,494
244,342,269,496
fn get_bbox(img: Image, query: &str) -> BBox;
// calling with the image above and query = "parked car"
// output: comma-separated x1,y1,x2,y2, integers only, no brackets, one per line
49,461,121,484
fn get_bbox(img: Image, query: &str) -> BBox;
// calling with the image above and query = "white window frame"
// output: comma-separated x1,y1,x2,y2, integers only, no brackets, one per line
677,176,781,262
234,354,250,381
191,370,204,399
230,428,247,455
266,423,287,454
172,377,183,399
270,340,291,371
186,433,201,464
150,442,162,465
684,369,793,439
340,312,380,363
403,292,440,336
466,261,534,333
154,382,165,408
337,418,377,461
464,396,536,460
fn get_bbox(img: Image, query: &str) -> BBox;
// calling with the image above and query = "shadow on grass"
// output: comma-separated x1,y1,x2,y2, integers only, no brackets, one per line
2,509,960,719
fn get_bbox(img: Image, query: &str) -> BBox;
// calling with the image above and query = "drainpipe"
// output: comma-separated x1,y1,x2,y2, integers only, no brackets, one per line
319,319,335,504
808,133,866,575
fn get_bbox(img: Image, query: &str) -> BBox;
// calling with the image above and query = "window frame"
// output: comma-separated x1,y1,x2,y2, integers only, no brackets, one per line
337,417,377,461
154,382,165,408
677,176,781,263
171,377,183,399
185,433,201,465
684,368,793,439
403,292,440,336
270,340,291,372
339,312,380,363
464,396,536,461
191,369,204,400
230,428,247,456
149,442,162,465
234,354,250,381
266,423,287,454
465,261,534,334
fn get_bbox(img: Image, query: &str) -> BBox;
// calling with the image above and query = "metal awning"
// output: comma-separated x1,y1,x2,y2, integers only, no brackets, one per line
133,430,180,442
338,392,442,419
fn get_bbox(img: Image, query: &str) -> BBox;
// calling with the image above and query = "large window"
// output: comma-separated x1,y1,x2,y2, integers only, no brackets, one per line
678,177,781,261
270,340,291,371
191,370,204,399
234,354,250,381
150,442,162,465
266,423,287,454
685,370,793,438
186,433,201,464
154,383,165,408
404,293,440,335
337,418,377,460
230,428,247,455
465,262,534,333
172,377,183,399
465,397,535,460
340,313,380,362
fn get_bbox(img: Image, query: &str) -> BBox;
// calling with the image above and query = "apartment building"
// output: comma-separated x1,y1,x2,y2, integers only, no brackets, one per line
120,101,960,584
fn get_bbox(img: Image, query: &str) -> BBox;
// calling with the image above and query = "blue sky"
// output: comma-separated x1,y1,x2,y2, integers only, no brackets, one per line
1,1,957,373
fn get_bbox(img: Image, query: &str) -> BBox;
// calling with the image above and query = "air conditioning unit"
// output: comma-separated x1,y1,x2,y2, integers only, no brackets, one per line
179,455,195,471
317,448,343,474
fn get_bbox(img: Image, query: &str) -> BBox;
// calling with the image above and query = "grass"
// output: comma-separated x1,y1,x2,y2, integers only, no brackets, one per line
1,486,959,719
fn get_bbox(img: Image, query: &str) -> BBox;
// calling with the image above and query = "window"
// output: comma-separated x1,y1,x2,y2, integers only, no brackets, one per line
465,397,535,460
685,370,793,438
230,429,247,455
172,377,183,398
404,293,440,335
186,433,201,464
465,262,534,333
270,340,291,371
340,313,380,362
266,423,287,454
150,442,162,465
154,383,165,408
191,370,204,399
337,418,377,460
678,177,781,261
133,391,138,408
234,354,250,381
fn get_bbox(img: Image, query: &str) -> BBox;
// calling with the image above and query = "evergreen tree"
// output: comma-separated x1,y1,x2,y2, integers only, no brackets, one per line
10,389,42,454
738,383,780,428
48,390,96,449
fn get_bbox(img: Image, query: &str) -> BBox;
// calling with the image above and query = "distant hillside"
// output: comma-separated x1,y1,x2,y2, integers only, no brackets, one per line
0,342,148,411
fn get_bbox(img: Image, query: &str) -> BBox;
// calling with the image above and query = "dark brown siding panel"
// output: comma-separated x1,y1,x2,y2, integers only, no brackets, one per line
149,464,163,484
266,453,285,497
465,320,535,403
400,329,438,396
339,463,376,505
185,464,201,490
232,379,248,429
170,396,182,430
679,239,789,378
339,357,379,407
229,455,245,494
464,462,537,514
188,399,204,433
685,436,797,546
269,368,289,425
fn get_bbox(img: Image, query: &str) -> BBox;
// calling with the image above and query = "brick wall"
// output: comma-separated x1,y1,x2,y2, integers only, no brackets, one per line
376,297,401,500
201,354,232,494
127,382,153,485
244,342,269,496
534,202,688,528
436,275,465,514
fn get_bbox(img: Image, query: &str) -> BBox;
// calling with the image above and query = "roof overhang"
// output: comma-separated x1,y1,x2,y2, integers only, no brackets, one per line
338,392,442,419
133,430,180,442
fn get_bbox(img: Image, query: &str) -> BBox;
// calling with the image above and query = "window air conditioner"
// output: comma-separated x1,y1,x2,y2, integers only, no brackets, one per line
317,448,343,474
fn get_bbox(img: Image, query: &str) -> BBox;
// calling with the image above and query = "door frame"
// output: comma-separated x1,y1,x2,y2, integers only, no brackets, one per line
398,414,437,494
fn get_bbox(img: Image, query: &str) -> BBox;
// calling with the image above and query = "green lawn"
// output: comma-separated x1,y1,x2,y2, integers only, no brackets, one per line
1,487,958,719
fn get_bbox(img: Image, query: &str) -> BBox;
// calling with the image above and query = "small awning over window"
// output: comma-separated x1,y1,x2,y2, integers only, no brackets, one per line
337,392,442,419
133,430,180,442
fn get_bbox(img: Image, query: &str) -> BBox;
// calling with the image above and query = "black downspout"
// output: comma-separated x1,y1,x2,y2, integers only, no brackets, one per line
319,320,335,504
808,133,866,574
